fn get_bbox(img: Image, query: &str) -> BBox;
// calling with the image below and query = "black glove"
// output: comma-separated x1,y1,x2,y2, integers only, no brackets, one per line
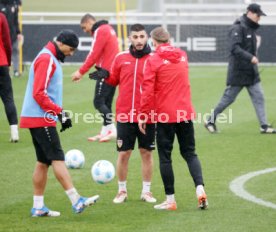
58,111,72,132
89,66,110,80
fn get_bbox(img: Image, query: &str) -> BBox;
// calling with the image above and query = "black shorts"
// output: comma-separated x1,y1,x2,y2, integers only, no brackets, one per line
30,127,64,165
116,122,156,152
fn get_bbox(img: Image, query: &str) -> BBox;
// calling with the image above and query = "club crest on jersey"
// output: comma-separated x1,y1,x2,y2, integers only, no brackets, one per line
117,139,123,148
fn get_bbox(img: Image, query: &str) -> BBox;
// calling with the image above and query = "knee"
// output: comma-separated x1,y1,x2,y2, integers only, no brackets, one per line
181,152,197,162
93,98,103,110
118,151,131,164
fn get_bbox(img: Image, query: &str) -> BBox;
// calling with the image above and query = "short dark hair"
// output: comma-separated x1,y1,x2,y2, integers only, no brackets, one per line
80,14,96,24
130,24,145,33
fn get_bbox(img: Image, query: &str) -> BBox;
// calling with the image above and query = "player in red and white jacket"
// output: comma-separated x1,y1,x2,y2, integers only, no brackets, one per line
139,27,208,211
72,14,119,142
90,24,156,204
0,12,19,142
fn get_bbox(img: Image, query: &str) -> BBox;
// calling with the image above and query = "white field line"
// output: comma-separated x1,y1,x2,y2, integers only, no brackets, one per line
229,167,276,209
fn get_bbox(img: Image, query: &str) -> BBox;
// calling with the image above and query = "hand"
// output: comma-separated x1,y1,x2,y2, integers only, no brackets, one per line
72,70,83,82
89,66,109,80
58,111,72,132
18,34,24,45
251,56,259,64
138,119,147,135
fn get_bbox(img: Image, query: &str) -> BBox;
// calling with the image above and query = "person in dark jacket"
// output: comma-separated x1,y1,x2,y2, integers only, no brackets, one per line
205,3,276,134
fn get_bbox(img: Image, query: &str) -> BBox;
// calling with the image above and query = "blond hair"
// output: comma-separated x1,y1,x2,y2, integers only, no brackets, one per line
150,27,170,43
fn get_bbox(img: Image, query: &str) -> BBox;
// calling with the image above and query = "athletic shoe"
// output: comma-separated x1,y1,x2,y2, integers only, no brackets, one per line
260,125,276,134
72,195,99,214
154,200,177,211
141,192,157,203
198,193,208,210
99,130,117,142
113,191,127,204
31,206,60,217
87,134,101,142
14,71,20,77
10,125,19,143
204,121,217,133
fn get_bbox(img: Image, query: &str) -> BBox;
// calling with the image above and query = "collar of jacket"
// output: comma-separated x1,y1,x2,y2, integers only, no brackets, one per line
91,20,109,33
52,41,66,63
129,44,151,58
241,14,260,30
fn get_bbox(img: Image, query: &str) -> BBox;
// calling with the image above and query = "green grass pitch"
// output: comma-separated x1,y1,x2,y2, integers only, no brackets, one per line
2,1,276,231
0,65,276,232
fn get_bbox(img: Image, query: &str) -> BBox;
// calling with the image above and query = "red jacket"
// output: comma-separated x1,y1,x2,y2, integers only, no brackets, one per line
140,43,195,123
79,24,119,74
0,12,11,66
20,42,63,128
106,50,150,123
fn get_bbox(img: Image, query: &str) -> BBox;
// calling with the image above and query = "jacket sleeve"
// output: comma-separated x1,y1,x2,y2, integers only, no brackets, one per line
32,54,62,115
105,54,120,87
229,25,253,61
79,26,109,75
1,14,12,66
140,59,156,119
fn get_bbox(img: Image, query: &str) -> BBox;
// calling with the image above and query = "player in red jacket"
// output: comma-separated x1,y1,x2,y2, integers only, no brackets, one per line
139,27,208,210
0,12,19,142
72,14,119,142
90,24,156,204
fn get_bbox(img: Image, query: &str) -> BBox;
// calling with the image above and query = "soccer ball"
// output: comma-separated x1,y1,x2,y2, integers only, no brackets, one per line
65,149,85,169
91,160,115,184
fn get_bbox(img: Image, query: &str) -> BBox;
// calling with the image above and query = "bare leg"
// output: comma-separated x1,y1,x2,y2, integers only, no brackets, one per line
139,148,153,182
116,150,132,181
33,162,49,196
52,160,74,191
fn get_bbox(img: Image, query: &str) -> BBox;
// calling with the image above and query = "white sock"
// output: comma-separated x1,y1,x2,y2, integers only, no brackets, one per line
33,195,44,209
166,194,175,203
118,181,127,192
65,188,80,205
100,126,107,136
106,123,116,133
10,125,19,139
196,185,205,197
142,181,151,193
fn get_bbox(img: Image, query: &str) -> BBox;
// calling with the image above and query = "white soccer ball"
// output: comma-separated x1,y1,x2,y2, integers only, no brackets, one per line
91,160,115,184
65,149,85,169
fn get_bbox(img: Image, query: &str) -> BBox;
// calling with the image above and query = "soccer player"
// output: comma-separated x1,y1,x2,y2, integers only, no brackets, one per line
20,30,99,217
0,0,23,77
204,3,276,134
139,27,208,210
72,13,119,142
0,11,19,142
90,24,156,204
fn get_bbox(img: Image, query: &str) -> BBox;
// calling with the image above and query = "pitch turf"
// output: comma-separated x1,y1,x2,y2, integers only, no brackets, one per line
0,65,276,232
23,0,138,12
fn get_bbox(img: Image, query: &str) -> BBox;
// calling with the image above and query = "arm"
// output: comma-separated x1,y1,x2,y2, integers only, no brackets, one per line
1,14,12,66
32,54,62,115
139,59,157,134
79,26,109,75
105,54,120,87
140,59,156,117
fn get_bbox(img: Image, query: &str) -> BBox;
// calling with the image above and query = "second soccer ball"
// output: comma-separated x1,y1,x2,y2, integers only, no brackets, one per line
91,160,115,184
